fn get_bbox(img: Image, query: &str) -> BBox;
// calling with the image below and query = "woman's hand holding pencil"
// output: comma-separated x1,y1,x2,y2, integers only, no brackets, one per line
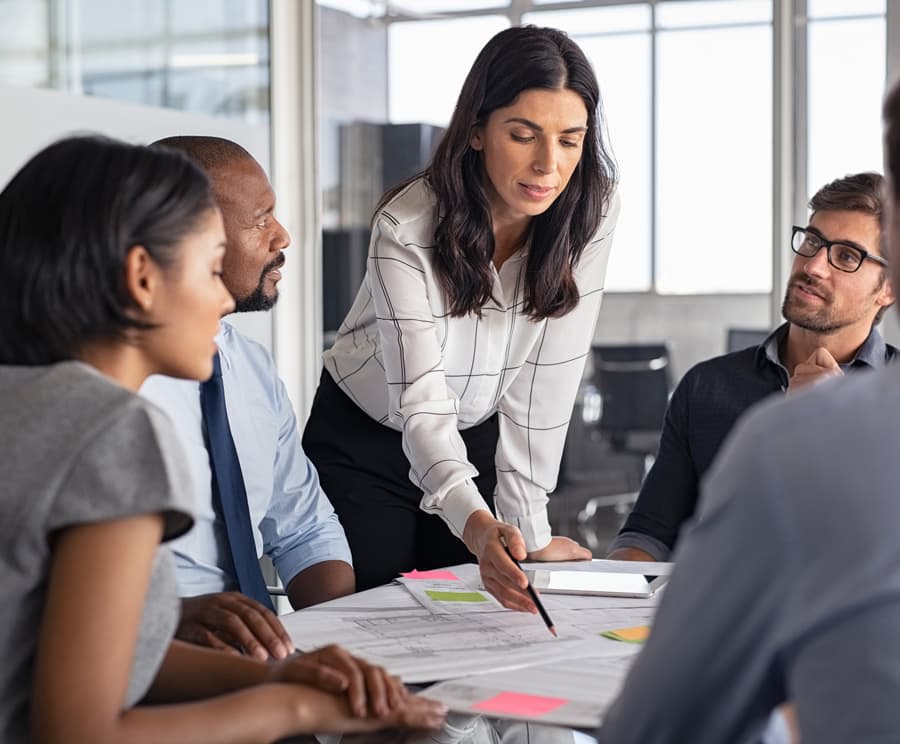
500,537,558,637
462,511,538,613
461,511,590,617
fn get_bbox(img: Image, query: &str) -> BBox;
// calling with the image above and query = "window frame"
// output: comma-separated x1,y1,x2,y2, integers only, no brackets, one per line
359,0,889,304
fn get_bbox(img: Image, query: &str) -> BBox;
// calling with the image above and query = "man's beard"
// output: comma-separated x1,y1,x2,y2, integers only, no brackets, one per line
781,276,842,333
781,273,877,334
781,298,839,334
234,255,284,313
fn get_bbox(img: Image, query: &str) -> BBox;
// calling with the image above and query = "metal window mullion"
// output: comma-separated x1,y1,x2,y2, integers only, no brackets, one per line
47,0,81,92
269,0,322,420
793,0,807,222
508,0,526,26
771,0,800,326
162,0,173,109
888,0,900,88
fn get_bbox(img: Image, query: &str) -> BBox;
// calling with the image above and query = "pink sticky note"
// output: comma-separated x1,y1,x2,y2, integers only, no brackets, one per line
401,569,460,581
472,691,567,718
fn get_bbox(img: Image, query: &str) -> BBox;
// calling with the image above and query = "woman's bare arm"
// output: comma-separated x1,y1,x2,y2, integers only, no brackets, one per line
30,516,445,744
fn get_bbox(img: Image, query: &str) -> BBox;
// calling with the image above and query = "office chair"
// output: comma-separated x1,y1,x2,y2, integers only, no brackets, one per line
575,343,672,551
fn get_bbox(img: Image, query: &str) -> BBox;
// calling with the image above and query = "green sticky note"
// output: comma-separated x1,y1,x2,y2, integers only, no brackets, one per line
425,589,489,603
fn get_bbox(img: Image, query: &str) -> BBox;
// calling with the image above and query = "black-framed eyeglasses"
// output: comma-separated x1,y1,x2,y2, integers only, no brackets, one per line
791,226,888,274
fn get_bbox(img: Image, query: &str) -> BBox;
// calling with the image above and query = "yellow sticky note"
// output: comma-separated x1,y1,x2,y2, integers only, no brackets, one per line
601,625,650,643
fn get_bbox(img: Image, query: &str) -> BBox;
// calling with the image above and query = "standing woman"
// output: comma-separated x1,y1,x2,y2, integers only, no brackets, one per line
304,26,620,607
0,136,444,742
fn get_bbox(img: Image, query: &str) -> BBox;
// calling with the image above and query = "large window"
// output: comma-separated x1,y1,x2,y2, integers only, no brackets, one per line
522,5,653,291
0,0,270,122
525,2,772,293
806,1,886,198
654,2,772,293
388,15,510,126
317,0,888,297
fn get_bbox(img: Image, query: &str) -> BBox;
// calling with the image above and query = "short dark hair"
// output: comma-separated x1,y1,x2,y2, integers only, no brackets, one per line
809,171,890,324
377,25,617,320
0,135,215,365
809,171,883,222
152,135,252,175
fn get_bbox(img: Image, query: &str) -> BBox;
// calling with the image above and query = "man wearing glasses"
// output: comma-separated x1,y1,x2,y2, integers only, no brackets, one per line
595,87,900,744
608,172,896,564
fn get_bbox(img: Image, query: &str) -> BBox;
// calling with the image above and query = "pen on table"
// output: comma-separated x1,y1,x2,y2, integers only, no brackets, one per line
500,536,557,638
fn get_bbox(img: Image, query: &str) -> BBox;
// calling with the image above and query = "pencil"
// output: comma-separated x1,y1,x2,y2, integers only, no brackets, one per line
500,538,558,637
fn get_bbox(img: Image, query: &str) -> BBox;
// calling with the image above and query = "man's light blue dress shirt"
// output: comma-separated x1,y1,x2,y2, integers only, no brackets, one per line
141,321,352,596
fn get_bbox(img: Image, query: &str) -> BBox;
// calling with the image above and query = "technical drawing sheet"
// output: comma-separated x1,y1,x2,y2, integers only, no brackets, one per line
281,601,655,684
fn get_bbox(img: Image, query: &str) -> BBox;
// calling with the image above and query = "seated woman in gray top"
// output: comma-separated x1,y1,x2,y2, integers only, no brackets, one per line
0,136,445,743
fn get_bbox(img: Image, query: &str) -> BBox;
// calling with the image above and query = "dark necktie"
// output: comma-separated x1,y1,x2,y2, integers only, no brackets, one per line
200,353,274,610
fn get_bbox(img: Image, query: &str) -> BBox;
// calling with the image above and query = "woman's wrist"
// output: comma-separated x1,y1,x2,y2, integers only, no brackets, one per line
249,682,342,739
462,509,499,557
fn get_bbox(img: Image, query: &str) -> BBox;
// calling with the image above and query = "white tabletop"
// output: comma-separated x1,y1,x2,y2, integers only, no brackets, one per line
281,562,661,731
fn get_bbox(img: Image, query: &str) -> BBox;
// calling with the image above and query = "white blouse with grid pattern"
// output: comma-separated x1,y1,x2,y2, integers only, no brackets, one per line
323,178,620,551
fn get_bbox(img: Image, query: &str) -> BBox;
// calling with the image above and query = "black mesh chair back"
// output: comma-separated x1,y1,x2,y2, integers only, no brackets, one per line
570,343,672,548
591,344,671,449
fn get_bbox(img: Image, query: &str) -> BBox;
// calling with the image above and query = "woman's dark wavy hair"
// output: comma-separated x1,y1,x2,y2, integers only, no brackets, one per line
377,25,617,320
0,135,215,365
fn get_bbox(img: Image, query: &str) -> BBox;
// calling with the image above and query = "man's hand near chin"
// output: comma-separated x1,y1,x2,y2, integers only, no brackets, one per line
788,347,843,395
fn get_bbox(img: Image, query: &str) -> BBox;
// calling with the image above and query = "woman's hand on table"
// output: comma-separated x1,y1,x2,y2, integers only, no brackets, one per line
269,644,409,718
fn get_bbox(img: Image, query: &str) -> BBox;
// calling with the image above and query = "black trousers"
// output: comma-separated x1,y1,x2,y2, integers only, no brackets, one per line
302,371,498,591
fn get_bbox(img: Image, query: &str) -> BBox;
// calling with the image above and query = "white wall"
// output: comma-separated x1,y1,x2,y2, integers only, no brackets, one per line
0,83,273,351
597,291,900,385
595,293,770,382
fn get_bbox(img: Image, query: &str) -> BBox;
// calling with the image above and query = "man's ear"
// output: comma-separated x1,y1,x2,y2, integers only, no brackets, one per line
124,245,161,315
873,272,896,327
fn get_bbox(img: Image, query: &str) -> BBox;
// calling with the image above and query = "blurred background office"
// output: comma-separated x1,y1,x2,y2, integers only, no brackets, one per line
2,0,897,551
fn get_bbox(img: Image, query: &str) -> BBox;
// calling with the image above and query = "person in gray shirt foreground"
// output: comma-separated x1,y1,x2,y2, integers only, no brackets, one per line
596,79,900,744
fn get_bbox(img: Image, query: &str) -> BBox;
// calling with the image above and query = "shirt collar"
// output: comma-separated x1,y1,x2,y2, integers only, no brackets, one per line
754,321,889,372
756,323,788,371
845,325,889,369
214,321,233,374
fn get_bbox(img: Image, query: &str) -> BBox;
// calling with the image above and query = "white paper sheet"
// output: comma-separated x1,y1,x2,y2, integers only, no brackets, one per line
283,609,581,683
282,600,655,684
541,591,661,611
422,653,639,729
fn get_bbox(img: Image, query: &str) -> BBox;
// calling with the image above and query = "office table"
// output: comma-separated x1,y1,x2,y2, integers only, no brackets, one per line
280,561,663,739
